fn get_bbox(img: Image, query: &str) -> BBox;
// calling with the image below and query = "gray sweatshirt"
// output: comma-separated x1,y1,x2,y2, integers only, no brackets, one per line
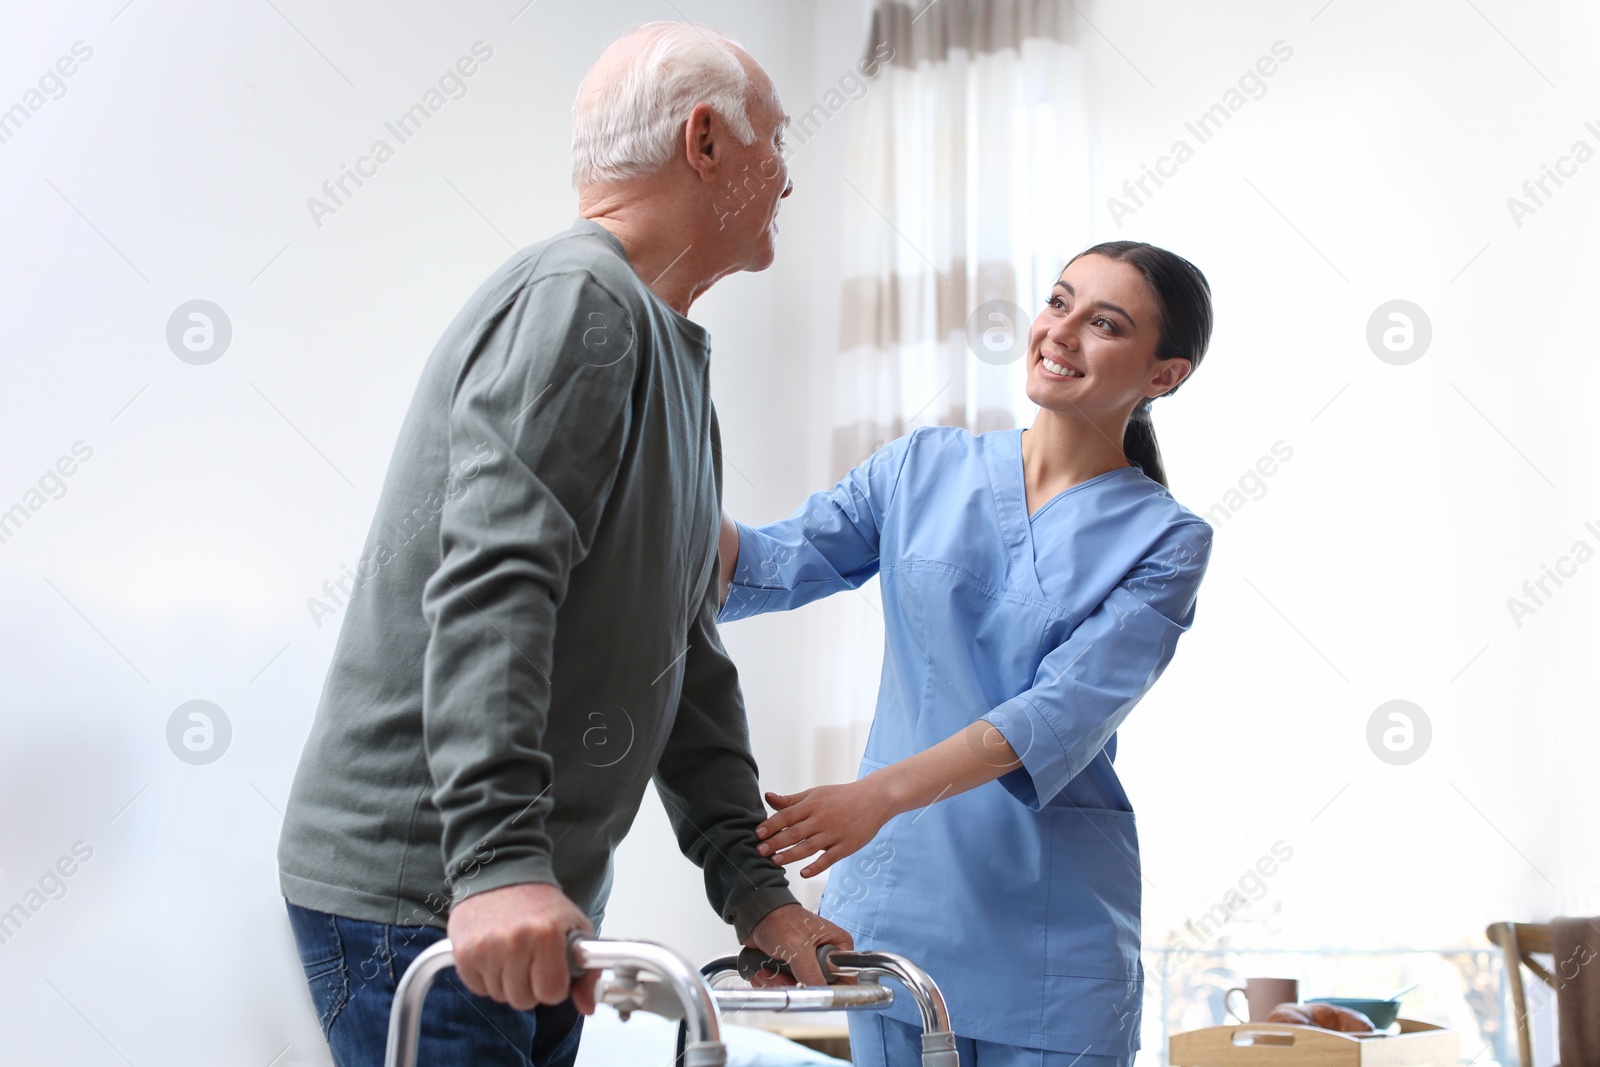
277,219,797,941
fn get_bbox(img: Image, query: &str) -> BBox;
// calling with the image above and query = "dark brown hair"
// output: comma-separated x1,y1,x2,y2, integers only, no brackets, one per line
1066,241,1213,488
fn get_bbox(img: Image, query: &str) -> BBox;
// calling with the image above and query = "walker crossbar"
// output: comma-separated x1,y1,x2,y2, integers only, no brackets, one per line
693,947,959,1067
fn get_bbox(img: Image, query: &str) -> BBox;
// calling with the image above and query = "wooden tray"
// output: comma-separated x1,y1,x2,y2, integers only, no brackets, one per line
1170,1018,1459,1067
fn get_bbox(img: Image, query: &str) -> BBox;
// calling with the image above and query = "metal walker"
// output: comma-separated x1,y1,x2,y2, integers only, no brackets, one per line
384,933,958,1067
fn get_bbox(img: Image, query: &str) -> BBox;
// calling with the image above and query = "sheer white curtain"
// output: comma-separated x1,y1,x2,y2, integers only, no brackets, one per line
831,0,1091,470
798,2,1094,899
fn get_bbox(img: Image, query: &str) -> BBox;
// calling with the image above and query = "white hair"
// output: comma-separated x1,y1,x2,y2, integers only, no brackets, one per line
571,22,765,189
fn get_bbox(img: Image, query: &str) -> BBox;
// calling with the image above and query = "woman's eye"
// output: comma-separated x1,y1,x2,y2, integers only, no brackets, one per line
1046,295,1065,310
1094,316,1116,332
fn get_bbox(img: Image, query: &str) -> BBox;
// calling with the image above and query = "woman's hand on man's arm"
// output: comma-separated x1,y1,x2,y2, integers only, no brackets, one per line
755,720,1021,877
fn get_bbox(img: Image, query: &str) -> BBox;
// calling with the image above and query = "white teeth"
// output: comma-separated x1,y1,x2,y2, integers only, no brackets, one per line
1042,357,1084,378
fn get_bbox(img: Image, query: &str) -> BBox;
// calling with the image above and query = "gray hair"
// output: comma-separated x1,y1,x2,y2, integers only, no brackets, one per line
571,22,765,189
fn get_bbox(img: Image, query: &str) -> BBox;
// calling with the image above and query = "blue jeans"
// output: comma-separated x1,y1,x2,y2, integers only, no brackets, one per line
848,1013,1134,1067
285,900,584,1067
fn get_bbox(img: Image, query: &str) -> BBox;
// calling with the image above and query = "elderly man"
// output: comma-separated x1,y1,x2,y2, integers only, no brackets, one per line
277,22,845,1066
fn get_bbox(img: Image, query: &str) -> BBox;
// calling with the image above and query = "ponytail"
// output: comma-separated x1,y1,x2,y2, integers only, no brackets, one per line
1123,398,1165,487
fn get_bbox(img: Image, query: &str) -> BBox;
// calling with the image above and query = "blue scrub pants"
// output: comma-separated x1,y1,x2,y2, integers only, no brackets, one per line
849,1013,1134,1067
285,900,584,1067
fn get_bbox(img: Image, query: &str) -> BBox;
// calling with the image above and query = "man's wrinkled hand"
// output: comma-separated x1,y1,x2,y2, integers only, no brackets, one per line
446,882,600,1013
743,903,853,987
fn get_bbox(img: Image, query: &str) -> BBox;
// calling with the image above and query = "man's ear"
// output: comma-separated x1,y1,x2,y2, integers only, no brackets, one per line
683,102,718,182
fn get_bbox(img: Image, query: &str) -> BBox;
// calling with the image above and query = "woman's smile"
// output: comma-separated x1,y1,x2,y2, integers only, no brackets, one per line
1037,352,1085,379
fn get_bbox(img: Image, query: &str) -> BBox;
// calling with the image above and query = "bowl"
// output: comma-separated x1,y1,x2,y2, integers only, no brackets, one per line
1307,996,1401,1030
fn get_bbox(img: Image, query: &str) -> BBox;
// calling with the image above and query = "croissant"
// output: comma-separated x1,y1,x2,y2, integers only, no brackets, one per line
1266,1002,1375,1032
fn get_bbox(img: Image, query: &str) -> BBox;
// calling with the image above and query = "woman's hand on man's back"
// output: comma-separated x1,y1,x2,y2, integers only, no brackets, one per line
717,509,740,606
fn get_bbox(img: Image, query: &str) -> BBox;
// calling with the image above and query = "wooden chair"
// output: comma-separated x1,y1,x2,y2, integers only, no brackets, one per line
1486,921,1555,1067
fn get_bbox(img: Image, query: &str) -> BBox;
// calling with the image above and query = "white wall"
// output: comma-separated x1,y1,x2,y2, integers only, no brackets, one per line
1074,0,1600,943
1047,4,1599,1061
0,2,862,1064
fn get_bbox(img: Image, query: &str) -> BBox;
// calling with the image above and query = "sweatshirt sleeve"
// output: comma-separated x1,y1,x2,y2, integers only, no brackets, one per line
983,520,1214,810
718,432,914,624
654,569,799,941
421,271,636,905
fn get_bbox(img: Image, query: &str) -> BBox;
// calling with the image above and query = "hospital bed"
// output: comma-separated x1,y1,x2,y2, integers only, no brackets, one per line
384,933,957,1067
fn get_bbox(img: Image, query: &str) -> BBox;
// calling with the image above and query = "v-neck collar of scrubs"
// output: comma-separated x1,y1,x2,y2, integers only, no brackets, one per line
1013,428,1140,521
983,429,1150,597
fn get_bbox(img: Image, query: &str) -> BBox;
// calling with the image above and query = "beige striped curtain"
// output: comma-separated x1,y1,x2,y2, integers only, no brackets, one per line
829,0,1091,477
790,7,1094,905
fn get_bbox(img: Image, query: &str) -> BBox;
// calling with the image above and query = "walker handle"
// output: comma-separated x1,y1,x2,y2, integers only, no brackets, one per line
736,944,840,984
384,938,726,1067
702,946,957,1067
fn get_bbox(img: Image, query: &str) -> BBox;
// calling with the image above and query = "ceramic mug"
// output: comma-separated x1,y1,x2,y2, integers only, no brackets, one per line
1225,977,1299,1022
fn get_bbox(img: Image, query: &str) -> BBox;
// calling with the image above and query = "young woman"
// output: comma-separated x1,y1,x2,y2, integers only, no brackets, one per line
716,242,1215,1067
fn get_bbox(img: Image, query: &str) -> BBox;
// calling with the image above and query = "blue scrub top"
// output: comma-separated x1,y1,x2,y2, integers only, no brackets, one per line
719,426,1213,1055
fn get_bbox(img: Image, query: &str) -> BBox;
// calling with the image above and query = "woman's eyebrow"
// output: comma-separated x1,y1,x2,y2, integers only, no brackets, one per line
1054,281,1137,327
